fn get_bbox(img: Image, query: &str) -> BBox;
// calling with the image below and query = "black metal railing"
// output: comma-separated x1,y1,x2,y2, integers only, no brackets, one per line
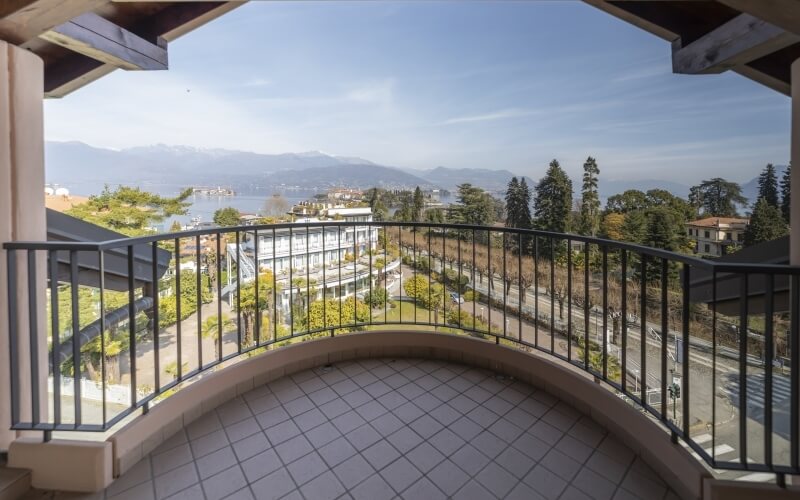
3,221,798,481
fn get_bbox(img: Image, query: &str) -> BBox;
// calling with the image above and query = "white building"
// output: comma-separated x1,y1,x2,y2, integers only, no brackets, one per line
227,207,392,313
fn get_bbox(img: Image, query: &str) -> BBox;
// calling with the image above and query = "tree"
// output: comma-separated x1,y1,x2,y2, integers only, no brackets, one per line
412,186,425,222
601,213,625,241
534,159,573,234
451,184,497,227
690,178,747,217
307,297,370,332
757,164,780,208
66,185,192,236
578,157,601,236
169,220,182,233
605,190,648,214
236,271,278,346
504,177,532,230
213,207,241,227
201,314,235,358
744,198,788,246
781,164,792,223
263,194,290,218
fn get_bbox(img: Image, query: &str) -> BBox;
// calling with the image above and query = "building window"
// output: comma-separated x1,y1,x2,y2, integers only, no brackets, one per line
737,233,743,242
704,244,710,253
704,231,710,238
725,232,732,240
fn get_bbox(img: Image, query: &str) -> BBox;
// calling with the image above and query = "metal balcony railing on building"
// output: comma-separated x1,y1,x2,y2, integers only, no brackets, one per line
3,221,799,484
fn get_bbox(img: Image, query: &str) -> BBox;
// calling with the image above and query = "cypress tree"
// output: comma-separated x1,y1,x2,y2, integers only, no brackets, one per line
505,177,520,228
744,198,788,246
534,159,573,234
757,163,779,208
412,186,424,222
781,164,792,223
579,156,601,236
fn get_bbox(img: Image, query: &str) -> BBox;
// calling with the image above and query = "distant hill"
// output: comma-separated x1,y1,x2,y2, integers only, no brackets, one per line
269,164,435,190
411,166,536,192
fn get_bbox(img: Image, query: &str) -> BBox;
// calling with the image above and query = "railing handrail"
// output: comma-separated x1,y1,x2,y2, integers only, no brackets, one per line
5,220,800,274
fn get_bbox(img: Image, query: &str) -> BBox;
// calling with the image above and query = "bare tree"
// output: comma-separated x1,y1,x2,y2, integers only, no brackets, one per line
263,193,290,217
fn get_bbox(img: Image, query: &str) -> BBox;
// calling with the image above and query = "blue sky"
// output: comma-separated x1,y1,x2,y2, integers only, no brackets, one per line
44,1,790,184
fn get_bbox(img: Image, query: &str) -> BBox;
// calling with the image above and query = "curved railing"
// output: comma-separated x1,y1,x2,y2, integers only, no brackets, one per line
4,221,798,481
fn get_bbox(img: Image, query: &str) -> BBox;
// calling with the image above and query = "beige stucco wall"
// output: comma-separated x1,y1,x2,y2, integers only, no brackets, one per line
0,40,47,451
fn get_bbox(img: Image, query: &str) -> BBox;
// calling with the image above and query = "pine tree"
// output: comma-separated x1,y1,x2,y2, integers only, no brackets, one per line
689,178,747,217
534,159,573,234
781,164,792,223
757,163,779,208
412,186,424,222
579,157,600,236
518,178,532,229
504,177,520,228
744,198,788,246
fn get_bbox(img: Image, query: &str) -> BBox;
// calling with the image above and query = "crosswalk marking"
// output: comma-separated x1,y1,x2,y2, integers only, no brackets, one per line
720,374,791,410
704,444,735,456
693,433,712,445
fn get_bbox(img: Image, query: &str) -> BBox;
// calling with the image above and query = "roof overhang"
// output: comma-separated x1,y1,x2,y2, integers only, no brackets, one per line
0,1,245,98
584,0,800,96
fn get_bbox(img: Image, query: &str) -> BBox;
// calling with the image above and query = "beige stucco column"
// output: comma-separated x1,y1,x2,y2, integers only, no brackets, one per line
0,40,46,451
793,58,800,265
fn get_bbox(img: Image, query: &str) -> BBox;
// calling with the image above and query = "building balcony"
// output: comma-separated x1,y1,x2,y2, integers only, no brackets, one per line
2,221,798,499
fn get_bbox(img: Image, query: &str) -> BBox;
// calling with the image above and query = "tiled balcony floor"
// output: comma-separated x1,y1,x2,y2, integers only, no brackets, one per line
99,358,677,500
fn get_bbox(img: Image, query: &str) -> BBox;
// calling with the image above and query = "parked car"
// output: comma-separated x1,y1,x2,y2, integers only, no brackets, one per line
450,292,464,304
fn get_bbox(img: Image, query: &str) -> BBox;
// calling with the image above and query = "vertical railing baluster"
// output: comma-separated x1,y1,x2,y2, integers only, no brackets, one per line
369,223,373,326
534,236,539,348
503,232,507,339
27,250,39,426
49,250,61,428
323,226,327,332
414,228,417,325
150,245,159,393
308,226,312,332
457,233,461,330
255,229,260,346
385,228,389,323
550,237,555,354
338,226,343,329
7,250,20,427
70,251,81,426
640,254,647,404
352,223,357,327
660,258,668,420
621,250,628,393
518,232,522,343
272,228,277,342
602,246,608,380
681,263,691,438
287,228,292,339
487,230,492,337
128,246,136,408
764,273,774,469
583,244,589,370
711,268,717,459
217,234,223,359
567,238,572,362
174,238,182,380
790,274,799,471
442,230,446,327
738,273,748,465
471,229,476,333
399,226,403,327
196,235,202,366
99,251,107,426
428,226,432,325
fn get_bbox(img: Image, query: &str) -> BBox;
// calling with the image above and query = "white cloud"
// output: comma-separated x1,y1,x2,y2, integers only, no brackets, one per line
439,108,538,126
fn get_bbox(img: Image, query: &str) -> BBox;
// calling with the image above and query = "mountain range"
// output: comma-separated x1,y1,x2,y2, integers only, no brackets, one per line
44,141,776,206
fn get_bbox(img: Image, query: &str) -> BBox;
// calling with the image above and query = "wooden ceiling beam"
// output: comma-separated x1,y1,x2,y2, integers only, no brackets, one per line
0,0,106,45
672,13,799,74
717,0,800,37
40,12,168,71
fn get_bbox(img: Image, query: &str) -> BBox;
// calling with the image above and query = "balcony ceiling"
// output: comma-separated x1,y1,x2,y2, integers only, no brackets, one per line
585,0,800,95
0,0,244,98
